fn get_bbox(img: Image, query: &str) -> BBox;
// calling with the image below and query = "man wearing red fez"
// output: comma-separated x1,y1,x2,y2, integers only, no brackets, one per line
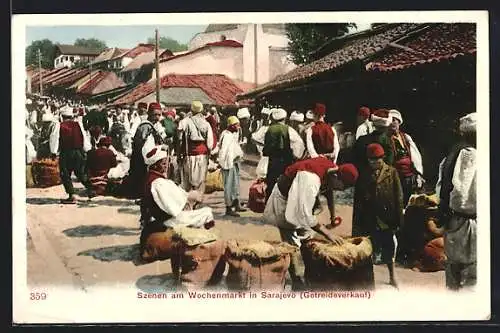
127,101,166,201
355,143,403,288
263,157,359,291
86,136,118,195
355,106,375,140
305,102,341,220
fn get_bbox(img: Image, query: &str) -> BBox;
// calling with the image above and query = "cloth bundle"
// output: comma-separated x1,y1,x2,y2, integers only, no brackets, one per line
413,237,446,272
248,179,267,213
31,158,61,188
301,237,375,290
170,226,226,289
224,240,296,291
205,168,224,194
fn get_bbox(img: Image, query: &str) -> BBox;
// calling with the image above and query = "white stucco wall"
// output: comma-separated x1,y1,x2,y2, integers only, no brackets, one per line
54,54,81,69
188,26,248,50
151,46,243,81
268,48,296,81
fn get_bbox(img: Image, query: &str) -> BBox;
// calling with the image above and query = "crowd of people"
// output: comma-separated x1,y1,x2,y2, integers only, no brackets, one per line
24,94,477,292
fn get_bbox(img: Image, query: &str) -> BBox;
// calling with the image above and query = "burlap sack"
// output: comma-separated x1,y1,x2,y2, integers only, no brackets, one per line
205,168,224,194
32,158,61,188
413,237,446,272
224,240,296,291
140,222,176,262
301,237,375,290
170,227,226,289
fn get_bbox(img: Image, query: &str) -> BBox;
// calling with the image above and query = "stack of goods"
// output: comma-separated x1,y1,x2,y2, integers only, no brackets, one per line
205,168,224,194
396,193,440,268
248,179,267,213
31,158,61,188
301,237,375,290
170,226,226,289
224,240,296,291
139,221,176,263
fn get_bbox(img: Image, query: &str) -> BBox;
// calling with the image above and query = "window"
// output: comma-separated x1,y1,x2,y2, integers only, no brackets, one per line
70,56,74,62
64,56,68,61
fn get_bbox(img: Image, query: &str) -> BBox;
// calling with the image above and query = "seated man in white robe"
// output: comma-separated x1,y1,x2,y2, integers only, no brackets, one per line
140,143,215,230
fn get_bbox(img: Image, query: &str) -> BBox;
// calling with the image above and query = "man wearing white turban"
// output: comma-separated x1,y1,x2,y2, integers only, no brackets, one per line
436,112,477,291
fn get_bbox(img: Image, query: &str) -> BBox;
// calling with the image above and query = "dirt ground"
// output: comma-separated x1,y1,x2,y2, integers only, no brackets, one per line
25,161,445,293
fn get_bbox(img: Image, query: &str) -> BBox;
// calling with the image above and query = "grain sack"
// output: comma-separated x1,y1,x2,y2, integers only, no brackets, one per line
205,168,224,194
140,221,176,262
31,158,61,188
413,237,446,272
301,237,375,290
26,164,35,188
248,179,267,213
224,240,296,291
170,226,226,289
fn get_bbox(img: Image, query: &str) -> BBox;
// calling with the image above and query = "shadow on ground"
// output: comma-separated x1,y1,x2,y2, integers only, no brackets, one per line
78,244,147,265
26,197,64,205
215,212,265,226
117,207,140,215
63,225,140,237
135,273,178,293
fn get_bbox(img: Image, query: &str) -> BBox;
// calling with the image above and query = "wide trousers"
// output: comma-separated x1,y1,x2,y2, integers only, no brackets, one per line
59,148,92,196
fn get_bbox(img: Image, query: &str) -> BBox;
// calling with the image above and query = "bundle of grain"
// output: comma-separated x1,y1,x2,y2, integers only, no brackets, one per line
224,240,296,291
170,226,226,289
31,158,61,187
205,168,224,194
301,237,375,290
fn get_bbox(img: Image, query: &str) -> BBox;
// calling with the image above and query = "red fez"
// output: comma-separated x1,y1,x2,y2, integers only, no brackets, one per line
148,102,161,111
138,102,148,109
367,143,385,158
313,103,326,116
98,136,112,147
165,110,176,119
337,163,359,186
146,147,158,158
359,106,370,119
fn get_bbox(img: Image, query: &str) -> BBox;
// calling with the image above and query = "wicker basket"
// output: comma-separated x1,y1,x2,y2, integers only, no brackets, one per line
31,158,61,188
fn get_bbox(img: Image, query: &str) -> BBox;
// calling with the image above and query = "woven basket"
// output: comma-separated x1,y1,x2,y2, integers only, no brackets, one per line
301,237,375,290
205,169,224,194
224,240,296,291
32,158,61,188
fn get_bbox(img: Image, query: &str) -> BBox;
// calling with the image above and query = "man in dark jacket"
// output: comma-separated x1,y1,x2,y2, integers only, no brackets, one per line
83,105,110,148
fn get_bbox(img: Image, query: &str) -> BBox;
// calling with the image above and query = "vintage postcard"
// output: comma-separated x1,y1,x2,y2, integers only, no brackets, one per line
12,11,490,323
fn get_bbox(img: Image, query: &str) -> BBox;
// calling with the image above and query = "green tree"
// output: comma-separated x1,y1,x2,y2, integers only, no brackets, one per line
74,38,107,52
285,23,356,65
147,36,188,52
25,39,56,69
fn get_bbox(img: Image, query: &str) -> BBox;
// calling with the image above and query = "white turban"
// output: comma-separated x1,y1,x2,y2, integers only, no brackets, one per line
290,111,304,122
389,109,403,125
261,107,271,116
459,112,477,133
305,110,314,120
237,107,250,119
371,112,392,128
142,135,168,166
271,108,287,121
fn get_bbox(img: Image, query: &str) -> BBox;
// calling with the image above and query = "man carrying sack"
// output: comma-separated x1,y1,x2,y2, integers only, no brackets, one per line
263,157,359,290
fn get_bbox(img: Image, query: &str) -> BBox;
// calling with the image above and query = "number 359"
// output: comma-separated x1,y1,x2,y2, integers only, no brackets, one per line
30,292,47,300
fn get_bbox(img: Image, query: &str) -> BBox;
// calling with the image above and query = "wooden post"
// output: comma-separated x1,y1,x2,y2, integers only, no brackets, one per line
155,28,161,103
38,49,43,95
254,24,258,85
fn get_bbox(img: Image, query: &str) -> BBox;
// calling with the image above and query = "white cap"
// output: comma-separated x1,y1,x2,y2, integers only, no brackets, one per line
389,109,403,125
459,113,477,133
60,106,74,117
142,135,168,166
305,110,314,120
261,107,272,115
237,107,250,119
271,108,287,121
290,111,304,122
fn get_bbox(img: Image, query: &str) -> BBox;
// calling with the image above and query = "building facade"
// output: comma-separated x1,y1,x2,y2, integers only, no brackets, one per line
53,45,101,69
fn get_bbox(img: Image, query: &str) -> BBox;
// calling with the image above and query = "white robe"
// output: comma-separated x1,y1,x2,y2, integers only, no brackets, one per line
25,127,37,163
251,125,269,178
107,146,130,179
284,171,321,230
150,177,213,228
355,119,375,140
305,124,340,163
217,130,243,170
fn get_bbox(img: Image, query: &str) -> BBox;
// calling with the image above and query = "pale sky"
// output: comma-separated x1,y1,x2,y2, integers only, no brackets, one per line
25,23,372,49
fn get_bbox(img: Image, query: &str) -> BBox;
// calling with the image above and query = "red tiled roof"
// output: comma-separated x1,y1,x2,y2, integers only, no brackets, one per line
113,74,246,106
366,23,476,72
111,44,155,61
51,68,90,86
159,39,243,64
44,68,80,85
33,68,71,85
238,23,422,98
77,71,109,94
